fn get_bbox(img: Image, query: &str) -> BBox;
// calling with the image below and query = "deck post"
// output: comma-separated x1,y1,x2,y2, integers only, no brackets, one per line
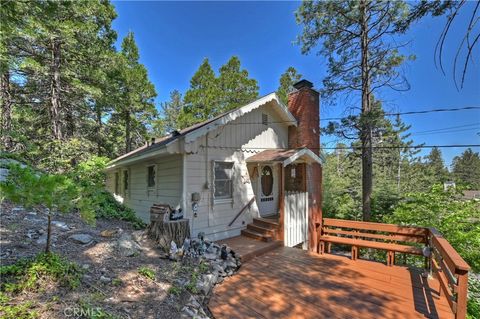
277,163,285,242
455,270,468,319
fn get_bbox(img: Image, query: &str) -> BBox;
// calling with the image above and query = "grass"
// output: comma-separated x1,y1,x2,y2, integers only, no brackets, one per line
167,285,182,296
138,267,155,281
0,293,38,319
0,253,82,293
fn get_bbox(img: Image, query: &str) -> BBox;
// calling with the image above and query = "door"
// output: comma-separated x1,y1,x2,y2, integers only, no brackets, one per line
257,165,279,216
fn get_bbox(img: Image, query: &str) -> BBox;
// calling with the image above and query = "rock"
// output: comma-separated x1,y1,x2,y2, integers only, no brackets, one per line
100,276,111,283
11,206,24,214
52,221,70,231
224,260,237,269
100,229,117,238
117,233,141,257
203,253,217,261
196,273,217,295
35,234,47,245
81,264,91,271
0,168,9,182
23,214,46,223
69,234,93,244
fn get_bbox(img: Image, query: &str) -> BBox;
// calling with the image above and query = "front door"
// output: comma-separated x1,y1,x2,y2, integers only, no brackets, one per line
257,165,279,217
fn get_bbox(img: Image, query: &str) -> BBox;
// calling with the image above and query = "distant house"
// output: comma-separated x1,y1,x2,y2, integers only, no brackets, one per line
462,190,480,200
105,80,324,249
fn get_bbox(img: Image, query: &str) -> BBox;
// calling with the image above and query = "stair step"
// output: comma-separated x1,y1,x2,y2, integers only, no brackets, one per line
253,217,279,229
247,223,276,236
241,229,272,242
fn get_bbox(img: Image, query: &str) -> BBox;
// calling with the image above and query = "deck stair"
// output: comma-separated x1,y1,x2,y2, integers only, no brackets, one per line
241,217,279,242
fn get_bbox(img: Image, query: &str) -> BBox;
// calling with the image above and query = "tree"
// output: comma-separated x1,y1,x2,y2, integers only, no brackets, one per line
113,32,157,154
296,0,414,220
160,90,183,134
425,147,449,184
452,148,480,189
277,67,302,105
178,58,219,129
399,1,480,89
217,56,258,112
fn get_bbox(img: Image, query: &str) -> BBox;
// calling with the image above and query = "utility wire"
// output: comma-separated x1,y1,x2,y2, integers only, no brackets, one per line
211,106,480,125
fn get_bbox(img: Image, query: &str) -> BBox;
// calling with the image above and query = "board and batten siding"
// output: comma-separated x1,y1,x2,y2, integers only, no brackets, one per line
184,103,289,241
106,154,183,222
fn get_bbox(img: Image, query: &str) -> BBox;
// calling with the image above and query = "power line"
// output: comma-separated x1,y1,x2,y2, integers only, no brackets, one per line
214,106,480,125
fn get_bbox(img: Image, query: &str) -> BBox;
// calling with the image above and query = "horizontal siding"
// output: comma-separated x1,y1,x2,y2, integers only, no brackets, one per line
185,104,288,240
106,154,183,222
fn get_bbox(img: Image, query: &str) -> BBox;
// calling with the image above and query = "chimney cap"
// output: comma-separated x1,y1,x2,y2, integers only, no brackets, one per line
293,79,313,90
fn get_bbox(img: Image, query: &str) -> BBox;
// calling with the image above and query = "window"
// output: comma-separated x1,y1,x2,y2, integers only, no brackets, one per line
262,113,268,126
114,172,119,194
214,162,234,200
147,165,156,188
123,170,129,193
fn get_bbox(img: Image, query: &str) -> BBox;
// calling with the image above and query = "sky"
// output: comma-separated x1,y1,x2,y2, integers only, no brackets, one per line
111,1,480,167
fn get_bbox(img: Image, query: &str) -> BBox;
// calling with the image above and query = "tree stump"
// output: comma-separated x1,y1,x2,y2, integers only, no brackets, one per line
146,219,190,252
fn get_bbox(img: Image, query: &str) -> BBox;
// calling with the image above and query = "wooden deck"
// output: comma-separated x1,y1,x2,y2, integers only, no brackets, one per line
218,235,283,262
209,247,454,319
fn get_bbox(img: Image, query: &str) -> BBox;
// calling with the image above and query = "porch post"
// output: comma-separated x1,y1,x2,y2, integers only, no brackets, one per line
277,163,285,242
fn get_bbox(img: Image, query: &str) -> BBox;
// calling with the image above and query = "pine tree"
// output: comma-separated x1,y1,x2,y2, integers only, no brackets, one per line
296,0,414,220
112,32,157,154
452,148,480,189
277,67,302,105
217,56,258,112
160,90,183,133
178,58,219,129
425,147,449,184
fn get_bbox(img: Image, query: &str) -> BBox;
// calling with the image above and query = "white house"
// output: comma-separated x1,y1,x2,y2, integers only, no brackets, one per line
105,80,324,249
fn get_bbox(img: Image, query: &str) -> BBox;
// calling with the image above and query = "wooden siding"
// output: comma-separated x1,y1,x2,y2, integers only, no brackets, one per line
106,154,183,222
185,104,290,241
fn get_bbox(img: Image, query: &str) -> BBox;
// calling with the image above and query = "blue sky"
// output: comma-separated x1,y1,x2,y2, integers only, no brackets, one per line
112,1,480,167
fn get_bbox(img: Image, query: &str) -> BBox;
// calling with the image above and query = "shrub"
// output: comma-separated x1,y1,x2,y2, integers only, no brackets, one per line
138,267,155,280
0,292,38,319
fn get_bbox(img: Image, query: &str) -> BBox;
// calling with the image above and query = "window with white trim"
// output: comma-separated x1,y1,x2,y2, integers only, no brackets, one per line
123,170,129,195
213,162,234,200
147,165,156,188
114,172,120,194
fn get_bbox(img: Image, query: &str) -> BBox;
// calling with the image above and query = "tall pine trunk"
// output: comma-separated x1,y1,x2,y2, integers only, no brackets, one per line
0,70,13,150
50,38,63,140
96,106,103,156
360,0,372,221
125,110,131,154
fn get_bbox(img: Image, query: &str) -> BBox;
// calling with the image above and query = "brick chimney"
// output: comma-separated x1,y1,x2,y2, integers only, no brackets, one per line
287,79,320,154
287,79,322,252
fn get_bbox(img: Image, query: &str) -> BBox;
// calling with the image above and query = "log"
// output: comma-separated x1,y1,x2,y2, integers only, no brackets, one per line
147,219,190,252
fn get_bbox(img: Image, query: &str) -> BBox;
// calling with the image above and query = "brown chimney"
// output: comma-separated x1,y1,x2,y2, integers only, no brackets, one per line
287,79,320,155
287,79,322,252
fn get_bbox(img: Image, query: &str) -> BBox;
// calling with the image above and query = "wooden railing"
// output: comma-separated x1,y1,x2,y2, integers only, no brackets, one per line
228,196,255,227
428,228,470,319
317,218,470,318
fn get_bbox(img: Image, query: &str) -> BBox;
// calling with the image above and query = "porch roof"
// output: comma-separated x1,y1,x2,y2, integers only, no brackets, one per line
246,148,324,166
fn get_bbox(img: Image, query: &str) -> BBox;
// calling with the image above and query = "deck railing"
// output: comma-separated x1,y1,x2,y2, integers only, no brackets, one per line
317,218,470,319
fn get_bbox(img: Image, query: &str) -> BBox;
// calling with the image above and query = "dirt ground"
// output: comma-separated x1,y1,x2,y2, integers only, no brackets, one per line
0,201,194,319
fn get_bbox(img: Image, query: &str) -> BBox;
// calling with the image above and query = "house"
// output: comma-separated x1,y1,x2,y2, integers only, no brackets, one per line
105,79,324,251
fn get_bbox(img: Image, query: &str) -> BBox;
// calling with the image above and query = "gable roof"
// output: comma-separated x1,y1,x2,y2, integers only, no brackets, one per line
107,92,297,168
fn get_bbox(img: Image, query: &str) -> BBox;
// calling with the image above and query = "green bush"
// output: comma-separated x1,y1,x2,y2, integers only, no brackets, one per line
138,267,155,280
95,190,145,229
468,275,480,319
0,253,82,293
0,292,38,319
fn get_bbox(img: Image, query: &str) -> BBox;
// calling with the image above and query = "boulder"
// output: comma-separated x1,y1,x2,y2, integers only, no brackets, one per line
52,221,70,231
117,233,141,257
69,234,93,244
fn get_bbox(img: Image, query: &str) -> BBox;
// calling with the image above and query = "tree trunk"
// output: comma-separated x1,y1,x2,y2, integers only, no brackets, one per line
360,0,372,221
96,106,103,156
125,110,131,154
45,213,52,254
0,70,13,151
50,38,63,140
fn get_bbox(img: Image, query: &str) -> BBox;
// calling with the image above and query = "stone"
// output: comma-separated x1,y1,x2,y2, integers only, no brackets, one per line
23,214,46,223
196,273,217,295
100,229,117,237
35,234,47,245
100,276,111,283
52,221,69,231
69,234,93,244
0,168,9,182
82,264,91,271
11,206,24,213
117,233,141,257
203,253,217,261
220,246,228,260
